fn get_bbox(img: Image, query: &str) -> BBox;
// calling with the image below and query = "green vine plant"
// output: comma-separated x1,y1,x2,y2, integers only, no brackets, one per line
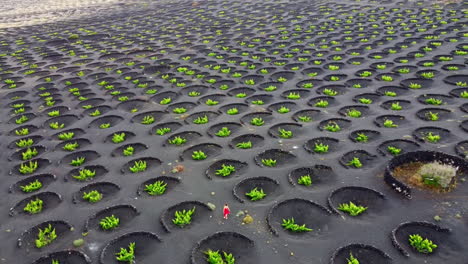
278,128,293,139
172,207,195,227
73,168,96,181
129,160,147,173
204,249,235,264
338,202,368,216
245,187,266,201
145,180,167,195
100,215,120,230
123,146,134,156
216,127,231,137
35,224,57,248
115,242,136,263
236,141,252,149
215,164,236,177
261,159,277,167
192,150,207,160
281,218,312,232
156,127,171,135
169,136,187,145
19,160,38,174
347,253,359,264
408,234,437,254
297,175,312,186
347,157,363,168
24,198,43,214
63,142,79,151
70,157,85,166
314,143,329,153
112,132,126,143
58,132,74,140
20,179,42,193
83,190,102,203
16,138,34,148
21,148,38,160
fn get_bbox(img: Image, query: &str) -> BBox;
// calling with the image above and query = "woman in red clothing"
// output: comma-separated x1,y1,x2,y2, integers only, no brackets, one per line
223,204,231,219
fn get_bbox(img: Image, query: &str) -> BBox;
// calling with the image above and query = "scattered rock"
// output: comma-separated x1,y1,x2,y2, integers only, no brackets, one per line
73,238,84,247
206,202,216,211
171,164,184,173
211,192,215,196
242,214,253,224
236,210,245,217
434,215,442,221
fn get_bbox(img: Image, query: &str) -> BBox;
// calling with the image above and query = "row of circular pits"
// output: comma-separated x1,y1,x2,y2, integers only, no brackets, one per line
22,200,458,263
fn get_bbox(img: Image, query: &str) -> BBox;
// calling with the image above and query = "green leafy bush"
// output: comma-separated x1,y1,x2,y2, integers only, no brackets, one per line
204,250,235,264
215,164,236,177
409,234,437,254
245,187,266,201
115,242,136,263
261,159,276,167
192,150,207,160
281,218,312,232
172,207,195,227
129,160,147,173
73,168,96,181
145,180,167,195
419,162,457,188
21,179,42,193
298,175,312,186
24,198,43,214
100,215,120,230
35,224,57,248
19,160,38,174
338,202,367,216
83,190,102,203
112,133,126,143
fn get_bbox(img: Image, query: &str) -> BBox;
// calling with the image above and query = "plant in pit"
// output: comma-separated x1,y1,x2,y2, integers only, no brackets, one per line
244,79,255,85
425,132,440,143
15,115,29,124
347,157,363,168
408,234,437,254
204,250,235,264
426,111,439,121
425,98,442,105
314,143,329,153
282,218,312,232
226,108,238,115
129,160,147,173
112,133,126,143
359,98,372,104
115,242,136,263
383,119,398,128
245,187,266,201
193,115,208,124
192,150,207,160
70,157,85,166
173,107,186,114
287,92,301,99
73,168,96,181
16,138,34,148
35,224,57,248
338,201,367,216
250,117,264,126
216,127,231,137
145,180,167,195
100,123,111,129
324,122,340,132
380,75,393,82
141,115,155,125
236,141,252,149
24,198,43,214
83,190,102,203
57,131,74,140
261,159,277,167
409,83,422,89
215,164,236,177
389,102,402,110
359,71,372,77
277,106,290,114
347,109,362,118
347,253,359,264
419,161,456,188
19,160,38,174
235,93,246,98
297,115,311,122
49,122,65,129
298,175,312,186
315,99,329,108
100,215,120,230
21,148,38,160
460,91,468,98
21,179,43,193
384,91,397,97
63,142,79,151
278,128,293,139
168,136,186,145
173,207,195,227
48,110,60,117
323,88,338,96
355,133,368,142
206,99,219,106
387,146,402,155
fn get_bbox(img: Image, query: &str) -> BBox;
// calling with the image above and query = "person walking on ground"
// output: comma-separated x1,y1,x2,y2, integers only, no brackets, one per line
223,203,231,219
